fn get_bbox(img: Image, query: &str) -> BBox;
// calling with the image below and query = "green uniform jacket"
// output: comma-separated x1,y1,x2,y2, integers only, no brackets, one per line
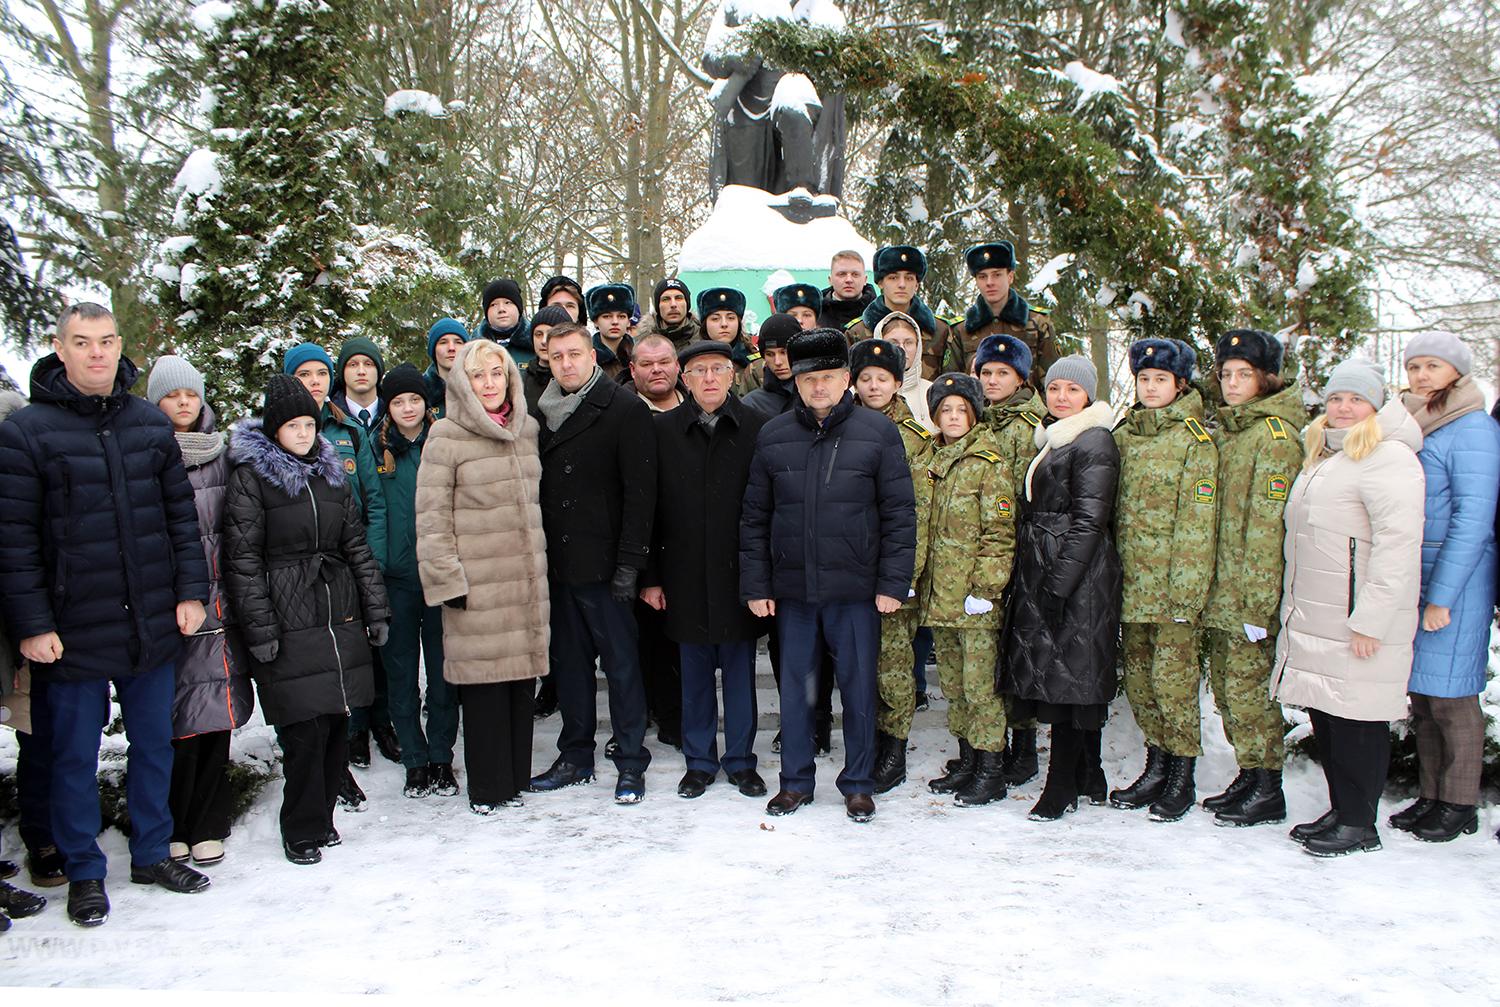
982,386,1045,488
374,415,431,583
1113,389,1219,624
321,401,388,569
1202,383,1307,632
918,426,1017,629
950,291,1061,387
870,395,935,588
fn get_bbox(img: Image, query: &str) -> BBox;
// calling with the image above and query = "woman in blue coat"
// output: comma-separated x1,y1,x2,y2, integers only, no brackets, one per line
1393,332,1500,843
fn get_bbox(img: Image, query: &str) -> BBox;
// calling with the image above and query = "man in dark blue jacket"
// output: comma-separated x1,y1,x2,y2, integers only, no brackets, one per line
740,328,917,822
0,303,213,927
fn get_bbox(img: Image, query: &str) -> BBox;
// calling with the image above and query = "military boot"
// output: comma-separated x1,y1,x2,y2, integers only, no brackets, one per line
1002,728,1039,786
954,751,1008,807
1109,745,1167,810
872,732,907,794
943,737,973,774
1148,755,1196,822
930,740,978,794
1214,768,1286,827
1202,768,1254,813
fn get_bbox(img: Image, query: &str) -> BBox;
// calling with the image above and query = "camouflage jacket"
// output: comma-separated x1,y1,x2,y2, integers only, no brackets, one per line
918,425,1017,628
1202,383,1307,631
868,395,936,591
1113,389,1219,624
950,290,1061,387
982,386,1046,489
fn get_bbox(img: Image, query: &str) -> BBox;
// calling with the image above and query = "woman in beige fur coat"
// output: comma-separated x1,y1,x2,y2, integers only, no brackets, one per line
416,339,548,814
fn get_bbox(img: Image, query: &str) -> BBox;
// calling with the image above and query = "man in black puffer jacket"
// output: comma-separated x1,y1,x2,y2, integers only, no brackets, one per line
0,303,212,925
740,328,917,823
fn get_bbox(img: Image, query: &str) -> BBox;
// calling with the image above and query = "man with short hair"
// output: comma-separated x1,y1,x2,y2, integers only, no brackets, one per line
843,245,955,379
626,334,685,413
636,278,701,350
587,283,637,381
949,241,1060,386
423,318,471,416
539,275,586,323
334,336,386,434
772,283,822,330
740,328,917,823
0,303,213,926
529,323,658,803
740,313,802,418
819,250,876,331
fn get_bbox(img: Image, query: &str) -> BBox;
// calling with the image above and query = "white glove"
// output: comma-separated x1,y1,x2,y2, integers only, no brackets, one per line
964,595,994,616
1243,623,1268,643
907,588,917,599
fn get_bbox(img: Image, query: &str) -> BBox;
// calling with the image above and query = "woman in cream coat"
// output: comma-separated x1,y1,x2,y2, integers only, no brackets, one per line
1271,358,1424,857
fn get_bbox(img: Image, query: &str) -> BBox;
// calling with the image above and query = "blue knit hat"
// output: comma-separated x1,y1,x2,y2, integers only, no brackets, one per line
975,334,1032,381
426,318,471,362
282,342,335,377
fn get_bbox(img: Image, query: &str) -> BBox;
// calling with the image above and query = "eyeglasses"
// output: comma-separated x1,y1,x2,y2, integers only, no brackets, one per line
684,363,734,377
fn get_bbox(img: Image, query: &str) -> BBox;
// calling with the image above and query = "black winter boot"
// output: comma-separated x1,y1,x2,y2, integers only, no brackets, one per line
1109,746,1168,810
1388,797,1438,832
1028,725,1082,822
1303,823,1381,857
944,737,973,774
1075,729,1107,805
347,730,371,769
1214,768,1286,827
930,740,978,794
1289,809,1338,845
1148,755,1196,822
1411,802,1479,843
872,732,908,794
1002,728,1039,786
1202,768,1254,813
954,751,1009,807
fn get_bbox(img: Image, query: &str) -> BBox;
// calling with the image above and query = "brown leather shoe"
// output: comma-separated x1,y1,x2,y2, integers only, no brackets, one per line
845,793,876,822
766,790,813,816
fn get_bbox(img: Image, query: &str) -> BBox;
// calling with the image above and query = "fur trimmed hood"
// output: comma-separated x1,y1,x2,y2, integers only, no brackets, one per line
229,417,346,496
443,340,537,442
0,389,26,424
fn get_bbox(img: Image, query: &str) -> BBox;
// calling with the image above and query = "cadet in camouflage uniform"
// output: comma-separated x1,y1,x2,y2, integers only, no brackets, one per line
947,242,1062,388
1108,338,1219,823
919,374,1017,807
1200,328,1305,826
843,246,956,378
851,339,934,792
974,333,1046,784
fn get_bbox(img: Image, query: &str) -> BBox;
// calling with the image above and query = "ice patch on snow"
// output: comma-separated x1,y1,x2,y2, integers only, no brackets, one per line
384,89,447,118
680,185,874,272
173,148,223,197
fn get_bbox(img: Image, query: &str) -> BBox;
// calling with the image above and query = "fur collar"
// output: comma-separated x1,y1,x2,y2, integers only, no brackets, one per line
862,293,939,337
229,418,346,496
963,288,1030,333
1025,400,1116,501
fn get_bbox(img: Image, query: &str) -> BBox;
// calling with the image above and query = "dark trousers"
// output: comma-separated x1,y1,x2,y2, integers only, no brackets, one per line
776,599,879,796
169,730,233,846
279,713,348,846
636,600,682,736
1309,708,1390,828
17,678,55,855
384,579,458,769
550,581,651,773
679,640,758,776
459,680,535,803
912,625,933,694
768,616,834,732
347,648,393,737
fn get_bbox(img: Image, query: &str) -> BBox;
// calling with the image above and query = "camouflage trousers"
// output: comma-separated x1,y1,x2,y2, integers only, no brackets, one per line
932,626,1006,751
1122,621,1202,757
1206,628,1286,770
876,605,920,739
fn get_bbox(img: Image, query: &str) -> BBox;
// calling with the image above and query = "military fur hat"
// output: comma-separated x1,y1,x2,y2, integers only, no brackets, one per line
787,328,850,376
1215,328,1284,375
927,372,986,420
964,241,1017,275
773,283,822,315
974,333,1032,381
850,338,906,383
1128,338,1194,380
873,245,927,282
697,287,747,319
586,283,637,321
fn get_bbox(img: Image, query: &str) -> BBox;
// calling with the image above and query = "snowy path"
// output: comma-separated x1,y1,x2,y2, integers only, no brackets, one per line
4,660,1497,1002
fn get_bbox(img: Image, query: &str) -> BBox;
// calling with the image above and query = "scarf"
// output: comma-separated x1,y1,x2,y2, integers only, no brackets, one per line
1401,375,1485,436
1024,400,1116,501
174,429,225,468
537,366,603,431
488,402,513,427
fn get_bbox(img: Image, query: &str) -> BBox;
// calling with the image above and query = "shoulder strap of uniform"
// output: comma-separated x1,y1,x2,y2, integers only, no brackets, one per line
901,417,933,441
1183,416,1212,443
1018,410,1042,428
1264,415,1290,440
973,448,1002,464
844,316,863,331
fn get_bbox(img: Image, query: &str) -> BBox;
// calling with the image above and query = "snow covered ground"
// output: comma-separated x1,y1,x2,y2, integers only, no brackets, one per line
4,657,1497,1002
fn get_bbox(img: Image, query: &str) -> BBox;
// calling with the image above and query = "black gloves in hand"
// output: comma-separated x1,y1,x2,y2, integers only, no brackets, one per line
610,565,639,603
443,596,467,610
250,640,279,664
368,622,389,647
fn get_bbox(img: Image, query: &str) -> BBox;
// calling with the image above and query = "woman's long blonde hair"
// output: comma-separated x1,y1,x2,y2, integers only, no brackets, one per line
1302,410,1383,470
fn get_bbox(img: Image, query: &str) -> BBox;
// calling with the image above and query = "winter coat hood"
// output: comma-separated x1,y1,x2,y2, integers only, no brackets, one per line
443,340,536,444
28,352,138,413
873,310,934,430
229,418,347,497
0,389,27,423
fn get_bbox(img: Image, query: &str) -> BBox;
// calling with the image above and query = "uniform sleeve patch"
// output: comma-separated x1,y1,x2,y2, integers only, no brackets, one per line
344,457,358,474
1194,478,1216,504
1267,475,1289,500
1184,417,1212,443
1264,416,1289,440
997,496,1013,515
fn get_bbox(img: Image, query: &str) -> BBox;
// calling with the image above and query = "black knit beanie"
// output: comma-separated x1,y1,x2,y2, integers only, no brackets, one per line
379,362,432,408
482,278,524,316
263,373,320,438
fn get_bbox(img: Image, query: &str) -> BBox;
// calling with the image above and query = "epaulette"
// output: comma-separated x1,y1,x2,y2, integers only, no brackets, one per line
1264,416,1290,440
747,351,761,362
377,449,396,476
938,312,963,327
901,418,933,441
1030,304,1051,315
844,316,863,331
1183,416,1212,443
1017,411,1042,428
973,448,1002,464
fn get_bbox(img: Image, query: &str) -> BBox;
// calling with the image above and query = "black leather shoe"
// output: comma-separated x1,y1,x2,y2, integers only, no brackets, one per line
371,723,402,764
0,860,17,880
1290,809,1339,845
0,881,47,919
614,769,646,804
728,769,767,797
26,845,66,888
1202,768,1254,812
677,770,714,799
402,765,432,798
337,768,367,811
1411,802,1479,843
766,790,812,816
845,793,876,822
347,730,372,768
130,857,211,893
1303,824,1381,857
1388,797,1438,832
66,880,109,927
528,758,595,793
324,827,342,847
284,839,322,865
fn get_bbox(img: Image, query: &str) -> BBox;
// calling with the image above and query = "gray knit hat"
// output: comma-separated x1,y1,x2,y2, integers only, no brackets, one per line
1323,357,1386,408
147,354,206,404
1402,330,1472,377
1044,354,1098,401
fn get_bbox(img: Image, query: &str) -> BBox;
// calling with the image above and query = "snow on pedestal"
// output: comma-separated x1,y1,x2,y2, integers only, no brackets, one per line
679,184,871,273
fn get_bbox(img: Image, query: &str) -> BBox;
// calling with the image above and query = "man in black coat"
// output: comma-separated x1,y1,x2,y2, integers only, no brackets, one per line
528,323,658,804
0,303,213,926
740,328,917,822
740,313,802,419
644,341,768,800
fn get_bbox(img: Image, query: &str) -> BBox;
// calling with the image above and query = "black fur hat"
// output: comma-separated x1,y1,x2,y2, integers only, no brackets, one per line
850,338,906,383
697,287,746,319
927,372,987,420
787,328,850,376
1128,338,1195,380
773,283,822,315
1215,328,1283,375
587,283,636,321
964,242,1017,274
873,245,927,282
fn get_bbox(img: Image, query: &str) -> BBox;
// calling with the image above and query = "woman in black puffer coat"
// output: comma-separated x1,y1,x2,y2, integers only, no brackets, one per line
223,375,389,865
1001,355,1122,821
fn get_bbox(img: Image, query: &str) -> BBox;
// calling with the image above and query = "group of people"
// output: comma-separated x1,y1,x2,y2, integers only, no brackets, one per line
0,241,1495,934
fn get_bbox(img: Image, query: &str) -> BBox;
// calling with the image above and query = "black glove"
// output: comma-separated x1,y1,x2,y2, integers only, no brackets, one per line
610,564,639,603
250,640,279,664
443,595,467,610
367,622,389,647
1040,590,1067,627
